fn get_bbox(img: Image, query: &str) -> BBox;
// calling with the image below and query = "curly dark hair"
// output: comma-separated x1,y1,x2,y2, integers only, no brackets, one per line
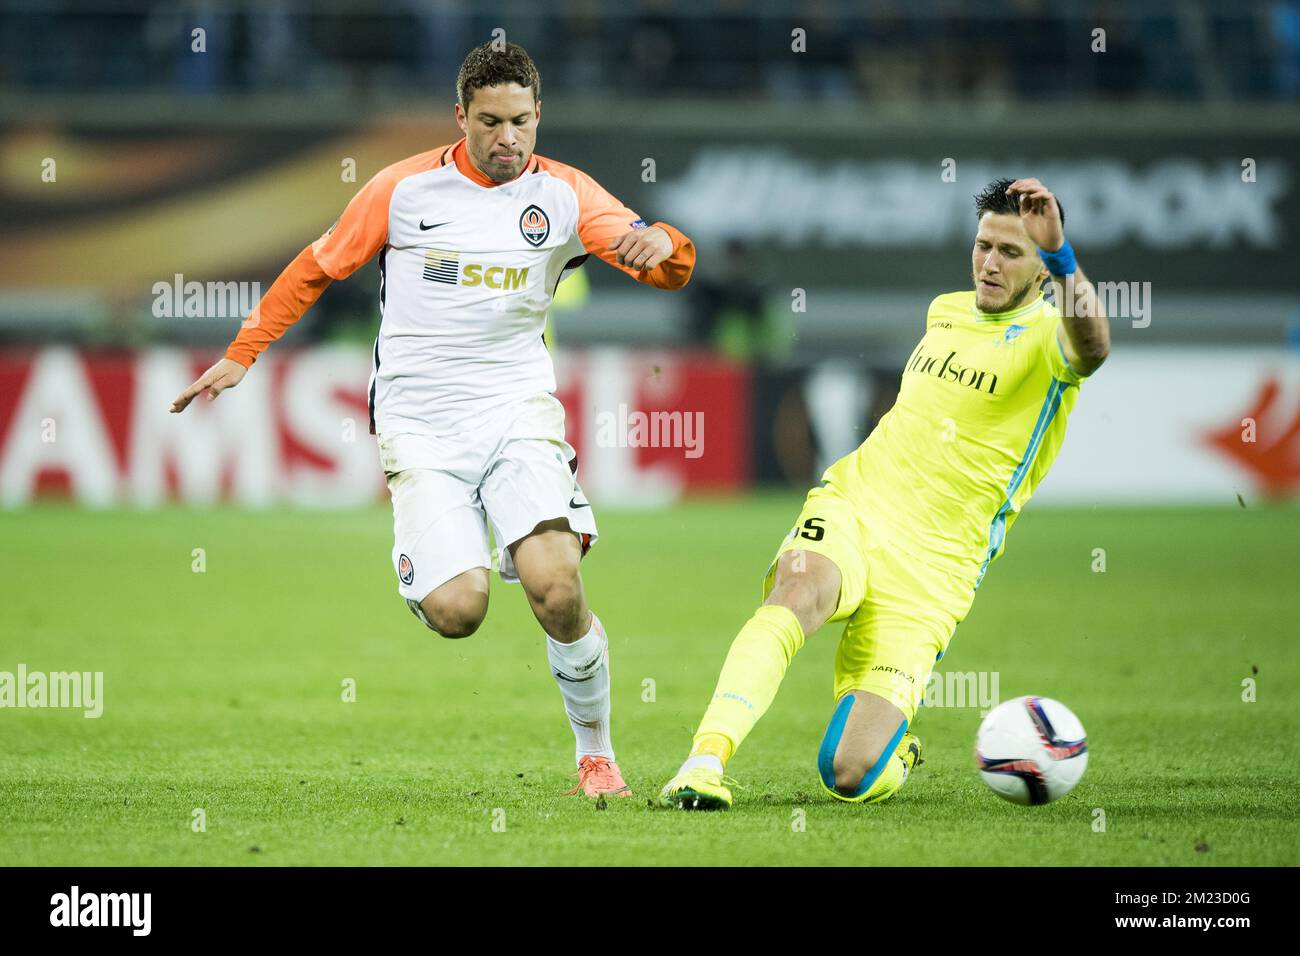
974,177,1065,227
457,41,541,109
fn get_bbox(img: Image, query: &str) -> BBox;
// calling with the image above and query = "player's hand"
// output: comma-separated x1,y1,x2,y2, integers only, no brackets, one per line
169,357,247,413
608,225,673,271
1007,178,1065,253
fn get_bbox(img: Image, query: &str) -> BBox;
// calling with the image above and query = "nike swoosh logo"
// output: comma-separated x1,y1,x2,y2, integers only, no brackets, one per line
569,497,590,509
419,220,451,231
554,670,597,683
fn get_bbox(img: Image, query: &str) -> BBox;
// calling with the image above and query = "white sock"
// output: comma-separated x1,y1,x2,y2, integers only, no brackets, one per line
546,612,614,765
678,753,724,776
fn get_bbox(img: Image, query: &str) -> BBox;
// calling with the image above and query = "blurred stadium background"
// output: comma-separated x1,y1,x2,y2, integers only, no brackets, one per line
1,0,1298,509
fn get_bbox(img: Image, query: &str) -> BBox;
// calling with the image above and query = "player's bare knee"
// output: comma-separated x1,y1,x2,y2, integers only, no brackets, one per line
432,607,483,639
766,575,829,635
768,551,838,633
819,693,907,798
415,590,487,639
832,747,880,795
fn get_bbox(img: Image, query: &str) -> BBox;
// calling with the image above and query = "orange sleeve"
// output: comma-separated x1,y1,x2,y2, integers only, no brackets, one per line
310,165,401,281
225,245,332,368
640,219,696,291
225,151,442,367
544,159,695,290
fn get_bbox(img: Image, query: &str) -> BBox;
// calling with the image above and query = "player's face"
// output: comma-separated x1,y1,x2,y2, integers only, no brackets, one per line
456,83,540,183
971,213,1047,313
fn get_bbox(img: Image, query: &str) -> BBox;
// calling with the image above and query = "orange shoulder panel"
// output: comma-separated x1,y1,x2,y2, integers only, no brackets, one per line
225,145,453,367
225,244,331,368
312,145,449,279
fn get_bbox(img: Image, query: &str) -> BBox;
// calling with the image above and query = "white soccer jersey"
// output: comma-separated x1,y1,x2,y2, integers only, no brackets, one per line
226,138,696,437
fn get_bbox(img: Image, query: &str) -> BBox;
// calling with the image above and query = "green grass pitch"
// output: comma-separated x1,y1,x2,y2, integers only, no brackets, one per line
1,496,1297,866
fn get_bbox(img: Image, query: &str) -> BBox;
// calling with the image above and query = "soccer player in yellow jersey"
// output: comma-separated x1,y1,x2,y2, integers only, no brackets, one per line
660,178,1111,809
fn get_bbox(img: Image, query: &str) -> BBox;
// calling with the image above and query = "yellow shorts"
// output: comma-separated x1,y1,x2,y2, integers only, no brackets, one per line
763,483,976,722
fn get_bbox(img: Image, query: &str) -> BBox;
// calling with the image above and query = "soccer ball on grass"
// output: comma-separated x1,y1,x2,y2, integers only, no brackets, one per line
975,695,1088,805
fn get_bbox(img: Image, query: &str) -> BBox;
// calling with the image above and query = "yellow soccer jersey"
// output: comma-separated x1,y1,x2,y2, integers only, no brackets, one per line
826,290,1088,587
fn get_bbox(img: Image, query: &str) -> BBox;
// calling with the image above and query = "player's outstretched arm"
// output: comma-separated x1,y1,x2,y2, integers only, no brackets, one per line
168,247,333,412
169,244,333,412
1008,178,1110,377
169,357,247,413
169,156,409,413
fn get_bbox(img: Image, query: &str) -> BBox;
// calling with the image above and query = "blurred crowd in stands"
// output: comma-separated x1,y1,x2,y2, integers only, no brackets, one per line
3,0,1298,102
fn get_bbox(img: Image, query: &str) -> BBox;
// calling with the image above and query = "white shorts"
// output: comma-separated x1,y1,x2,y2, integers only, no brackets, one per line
378,393,597,603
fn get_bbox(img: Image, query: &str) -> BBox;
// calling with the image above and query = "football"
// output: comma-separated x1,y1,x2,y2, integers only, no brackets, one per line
975,696,1089,805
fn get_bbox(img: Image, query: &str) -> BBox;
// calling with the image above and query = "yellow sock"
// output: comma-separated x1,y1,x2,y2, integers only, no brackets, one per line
690,605,806,766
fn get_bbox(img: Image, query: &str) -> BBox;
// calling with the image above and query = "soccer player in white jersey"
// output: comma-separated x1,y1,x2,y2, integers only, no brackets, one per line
170,43,697,798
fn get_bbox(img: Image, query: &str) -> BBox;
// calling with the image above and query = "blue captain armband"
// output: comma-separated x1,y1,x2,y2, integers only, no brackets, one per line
1038,241,1077,277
